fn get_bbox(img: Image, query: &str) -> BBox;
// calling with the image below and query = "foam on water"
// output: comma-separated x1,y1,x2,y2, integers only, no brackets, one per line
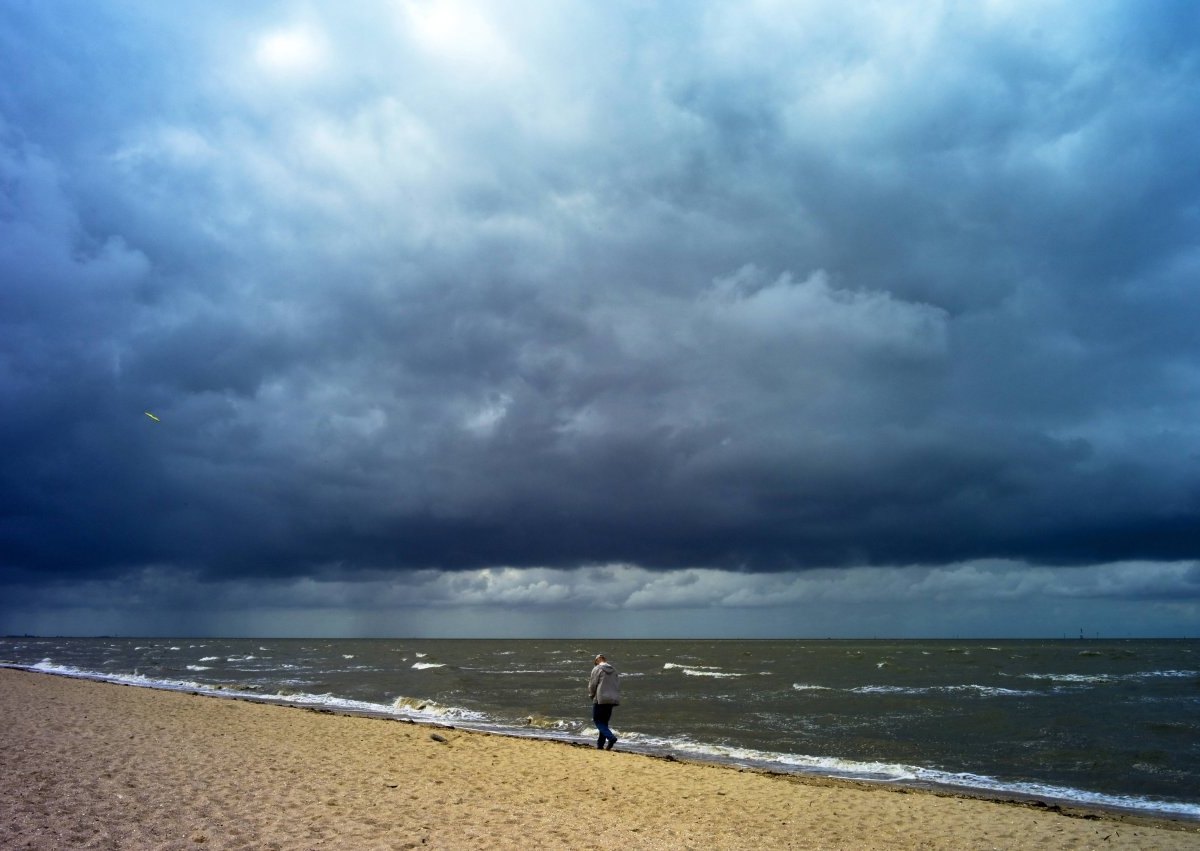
850,683,1038,698
1021,672,1115,684
520,713,577,731
12,660,398,717
663,662,743,678
604,730,1200,819
25,660,217,694
391,695,487,722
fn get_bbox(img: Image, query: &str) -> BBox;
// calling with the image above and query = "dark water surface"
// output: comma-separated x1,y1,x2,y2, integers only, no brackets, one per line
3,637,1197,819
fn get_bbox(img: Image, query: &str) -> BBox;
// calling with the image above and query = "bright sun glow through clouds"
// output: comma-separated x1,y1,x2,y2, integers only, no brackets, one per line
256,27,328,76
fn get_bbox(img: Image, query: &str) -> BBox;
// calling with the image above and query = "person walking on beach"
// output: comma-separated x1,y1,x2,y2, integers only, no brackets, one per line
588,654,620,750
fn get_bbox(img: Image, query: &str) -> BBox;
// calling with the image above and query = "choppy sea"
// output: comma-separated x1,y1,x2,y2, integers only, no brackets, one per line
2,637,1197,820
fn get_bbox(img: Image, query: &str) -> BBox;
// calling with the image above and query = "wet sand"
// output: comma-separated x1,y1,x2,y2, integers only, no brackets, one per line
1,667,1196,850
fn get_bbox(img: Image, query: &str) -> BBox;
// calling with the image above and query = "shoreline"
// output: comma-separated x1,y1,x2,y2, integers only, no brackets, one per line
278,705,1200,827
2,667,1197,850
5,661,1197,825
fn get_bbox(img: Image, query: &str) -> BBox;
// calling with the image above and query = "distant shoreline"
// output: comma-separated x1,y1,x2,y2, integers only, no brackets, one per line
5,634,1198,641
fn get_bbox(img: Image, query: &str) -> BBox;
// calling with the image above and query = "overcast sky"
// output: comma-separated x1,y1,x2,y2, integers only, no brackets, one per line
2,1,1198,638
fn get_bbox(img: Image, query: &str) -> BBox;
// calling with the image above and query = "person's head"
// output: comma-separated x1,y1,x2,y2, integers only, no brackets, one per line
593,654,606,666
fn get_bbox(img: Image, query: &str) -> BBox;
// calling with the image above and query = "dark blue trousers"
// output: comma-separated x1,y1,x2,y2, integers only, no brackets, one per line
593,702,617,748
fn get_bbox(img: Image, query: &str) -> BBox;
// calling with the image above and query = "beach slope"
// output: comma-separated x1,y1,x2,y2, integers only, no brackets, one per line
1,668,1195,850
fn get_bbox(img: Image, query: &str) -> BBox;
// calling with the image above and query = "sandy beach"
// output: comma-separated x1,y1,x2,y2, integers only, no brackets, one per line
1,668,1195,850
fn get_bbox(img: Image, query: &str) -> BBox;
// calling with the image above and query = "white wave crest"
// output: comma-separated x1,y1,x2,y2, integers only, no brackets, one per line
392,695,485,721
853,685,921,695
942,684,1036,698
1022,673,1115,684
522,713,576,731
663,662,742,678
852,684,1036,698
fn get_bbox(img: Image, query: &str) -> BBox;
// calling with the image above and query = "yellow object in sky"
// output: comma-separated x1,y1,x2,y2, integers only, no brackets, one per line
144,411,161,422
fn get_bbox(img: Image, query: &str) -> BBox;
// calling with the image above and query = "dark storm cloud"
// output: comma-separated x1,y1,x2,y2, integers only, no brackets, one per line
2,0,1199,593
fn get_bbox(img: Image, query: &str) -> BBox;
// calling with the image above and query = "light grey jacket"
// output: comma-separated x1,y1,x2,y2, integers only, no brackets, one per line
588,661,620,705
